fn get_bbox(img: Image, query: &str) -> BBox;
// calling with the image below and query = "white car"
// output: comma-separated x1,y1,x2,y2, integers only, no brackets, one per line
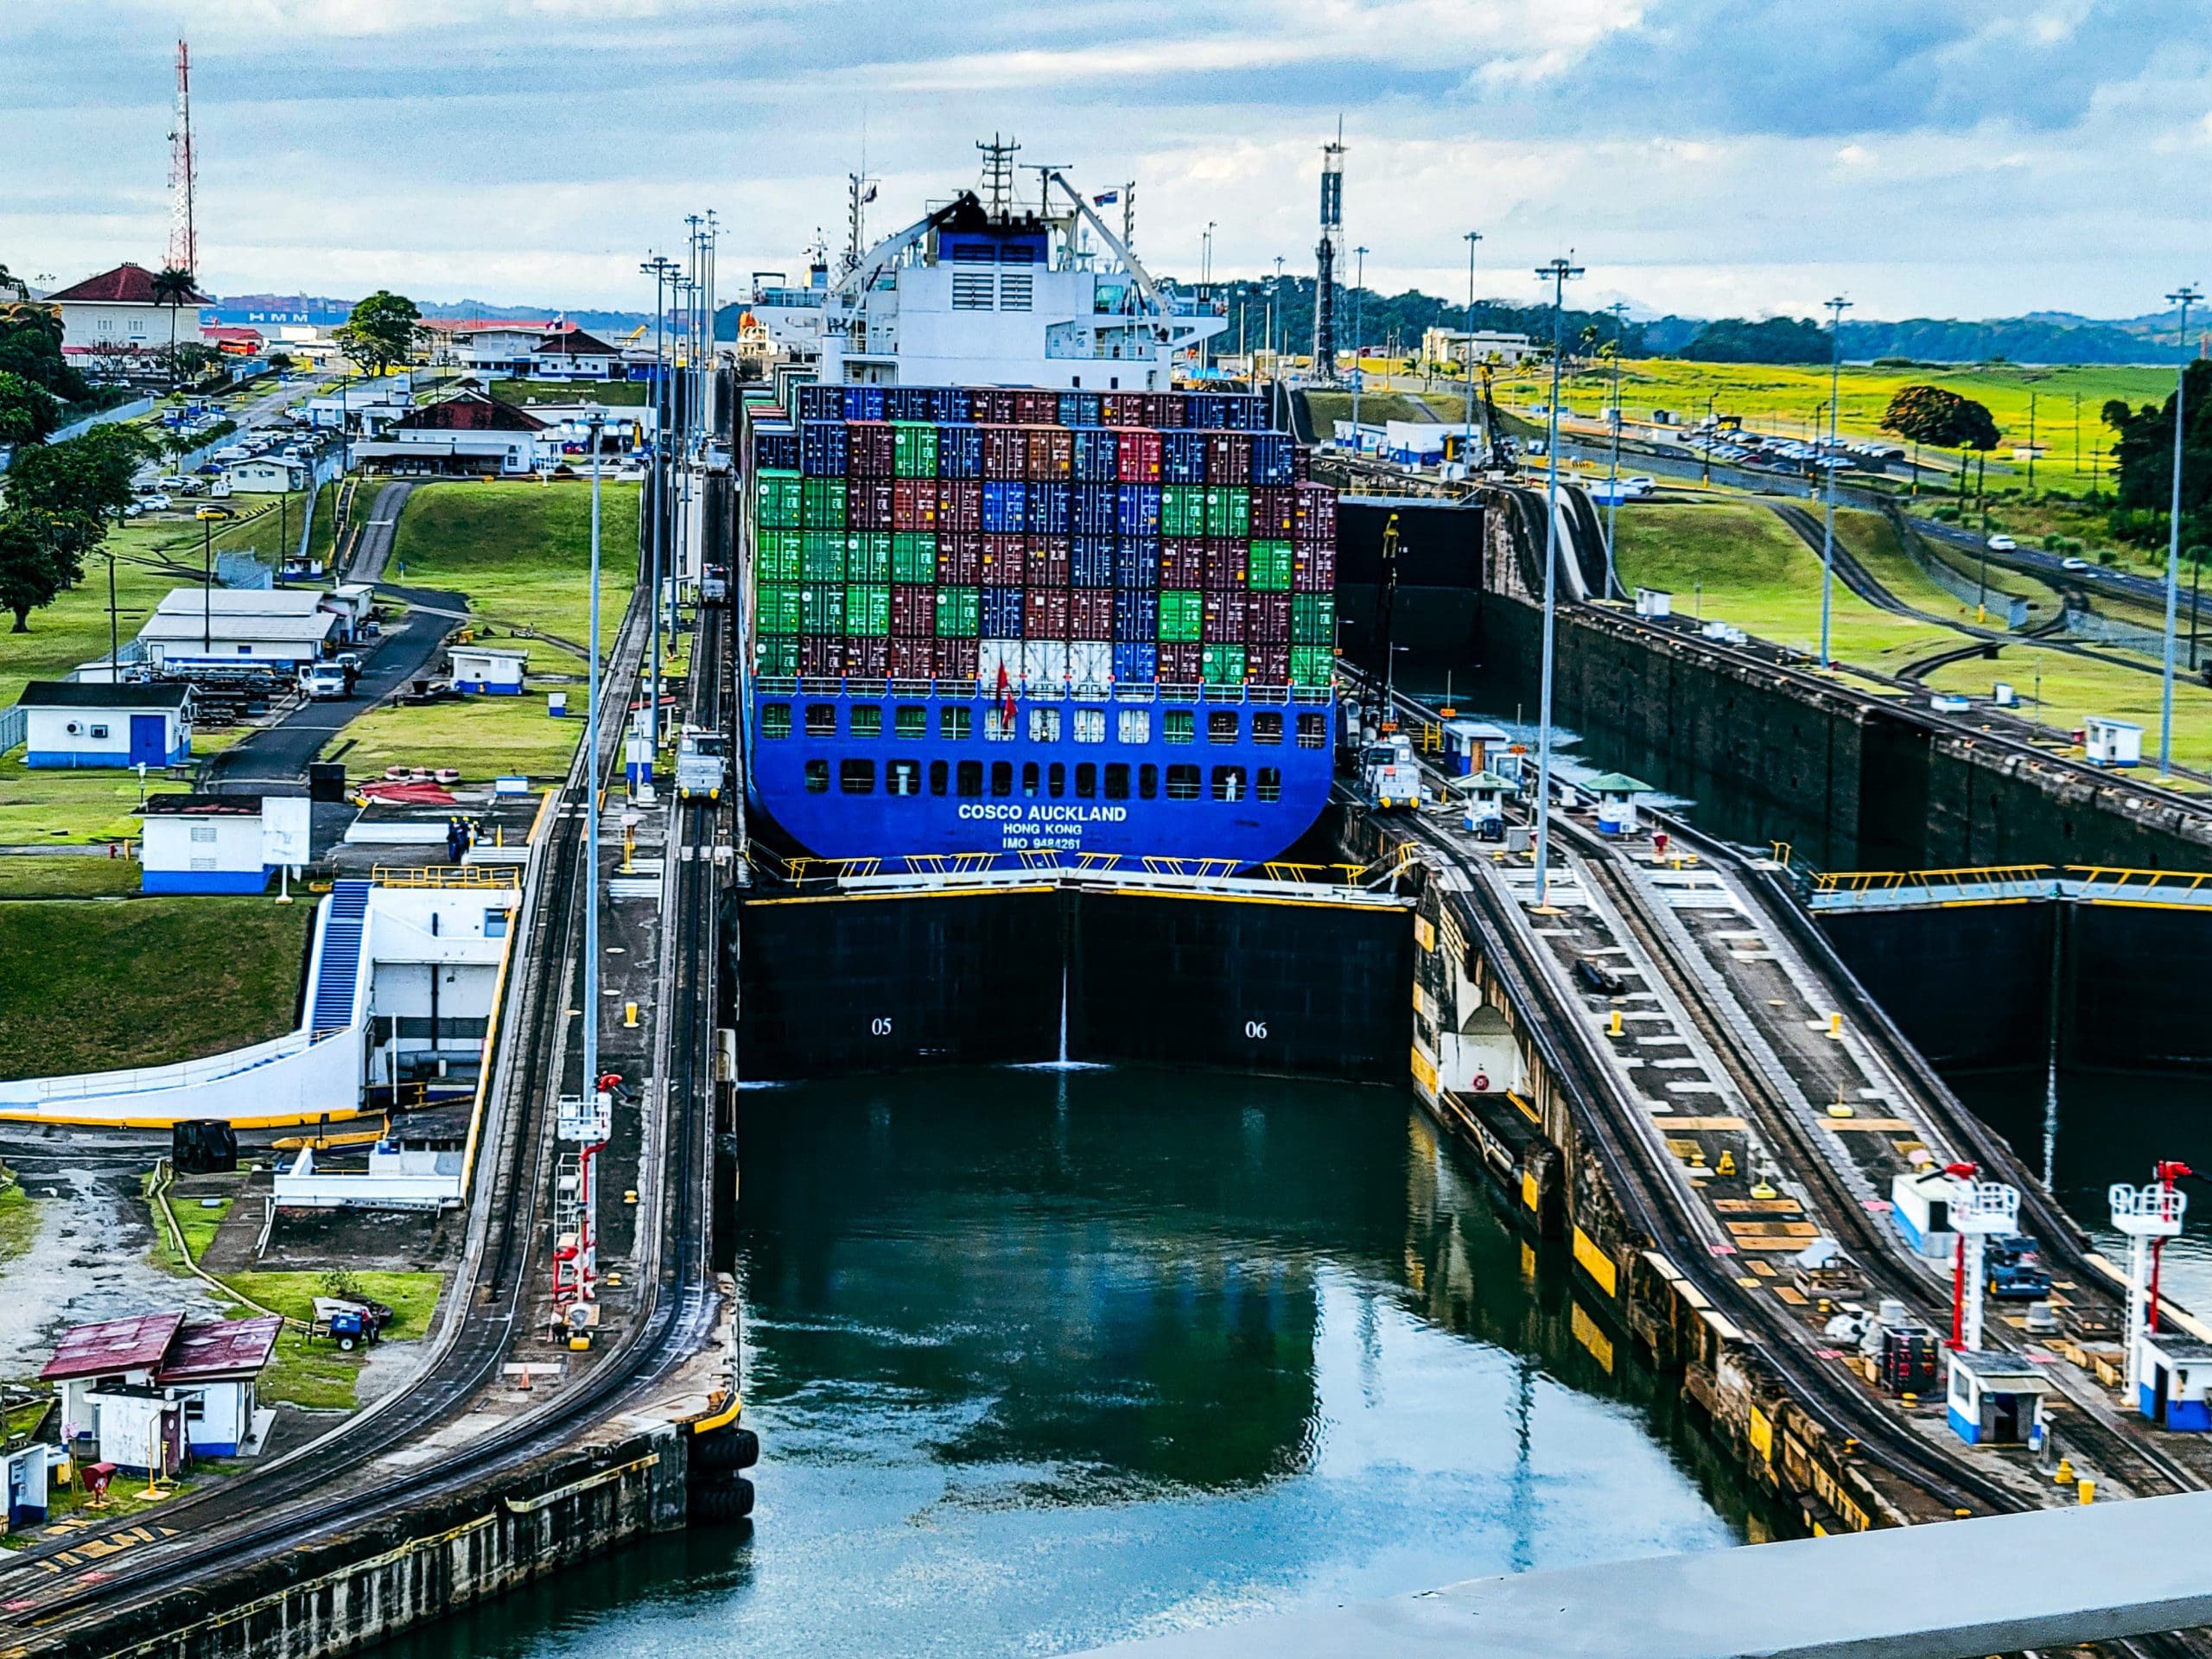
1625,476,1657,496
141,492,172,511
2061,556,2091,572
1987,534,2018,551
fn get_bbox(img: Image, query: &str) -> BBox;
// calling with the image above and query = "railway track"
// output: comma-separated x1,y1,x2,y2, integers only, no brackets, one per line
7,586,728,1650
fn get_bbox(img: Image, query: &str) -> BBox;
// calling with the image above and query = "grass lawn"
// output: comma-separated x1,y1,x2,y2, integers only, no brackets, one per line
0,856,141,897
490,378,651,408
0,1175,35,1265
1303,390,1466,429
341,688,584,782
0,757,154,845
1484,359,2171,493
1922,650,2212,776
1612,501,1961,671
0,897,314,1079
388,479,640,647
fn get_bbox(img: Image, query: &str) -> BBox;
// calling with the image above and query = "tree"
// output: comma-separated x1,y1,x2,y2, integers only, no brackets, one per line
0,370,60,445
151,265,199,389
335,290,424,378
0,262,25,301
1880,385,1999,500
1681,316,1831,364
7,423,155,520
2101,360,2212,550
0,302,86,400
0,505,99,631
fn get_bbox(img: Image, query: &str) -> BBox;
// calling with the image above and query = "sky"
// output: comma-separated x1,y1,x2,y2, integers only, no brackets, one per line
2,0,2205,321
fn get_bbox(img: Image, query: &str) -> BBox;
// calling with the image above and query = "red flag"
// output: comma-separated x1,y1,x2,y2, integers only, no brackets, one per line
996,662,1016,729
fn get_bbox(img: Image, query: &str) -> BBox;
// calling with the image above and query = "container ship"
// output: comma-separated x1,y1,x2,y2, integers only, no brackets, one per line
735,149,1340,866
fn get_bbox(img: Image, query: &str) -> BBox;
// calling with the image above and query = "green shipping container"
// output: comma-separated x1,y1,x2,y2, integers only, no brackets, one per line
756,638,799,676
1291,593,1338,645
801,530,845,582
757,584,803,635
758,529,804,586
846,583,892,637
1161,486,1205,538
1213,487,1251,538
893,423,939,479
935,586,981,638
799,476,848,529
802,582,847,634
848,531,892,584
1289,645,1334,686
756,471,803,530
1159,589,1204,644
1249,541,1293,592
892,531,938,583
1200,645,1247,684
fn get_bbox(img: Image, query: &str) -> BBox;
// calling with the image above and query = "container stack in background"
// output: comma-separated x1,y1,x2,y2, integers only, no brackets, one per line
746,385,1338,690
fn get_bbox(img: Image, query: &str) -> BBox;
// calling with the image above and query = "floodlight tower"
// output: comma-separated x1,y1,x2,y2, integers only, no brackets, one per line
1312,123,1345,386
167,41,199,276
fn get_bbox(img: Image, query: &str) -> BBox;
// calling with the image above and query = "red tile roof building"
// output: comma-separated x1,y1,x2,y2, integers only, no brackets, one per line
46,263,210,306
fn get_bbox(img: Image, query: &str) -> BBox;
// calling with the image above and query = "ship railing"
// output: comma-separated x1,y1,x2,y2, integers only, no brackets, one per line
747,847,1396,898
753,676,1334,705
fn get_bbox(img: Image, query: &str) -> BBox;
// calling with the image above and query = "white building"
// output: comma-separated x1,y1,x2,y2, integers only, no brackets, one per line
16,681,193,769
137,793,270,894
226,456,310,493
423,321,557,377
528,328,624,381
353,389,549,476
449,643,527,695
305,378,413,432
138,588,337,671
47,263,209,365
1420,327,1537,367
3,1440,55,1531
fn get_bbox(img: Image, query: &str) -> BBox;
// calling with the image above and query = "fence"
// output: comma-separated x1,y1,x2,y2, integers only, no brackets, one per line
0,705,24,758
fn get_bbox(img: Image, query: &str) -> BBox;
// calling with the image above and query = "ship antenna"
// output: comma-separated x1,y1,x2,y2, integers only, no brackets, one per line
977,134,1019,217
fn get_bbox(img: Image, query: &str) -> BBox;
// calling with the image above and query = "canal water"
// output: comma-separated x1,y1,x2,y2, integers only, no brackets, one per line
385,1068,1767,1659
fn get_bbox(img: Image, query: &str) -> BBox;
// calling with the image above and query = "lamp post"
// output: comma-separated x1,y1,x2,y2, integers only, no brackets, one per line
641,253,678,769
2161,284,2201,777
582,407,606,1121
1272,254,1286,417
1462,232,1483,467
1532,256,1584,912
1818,296,1851,669
1603,299,1629,600
1351,245,1369,433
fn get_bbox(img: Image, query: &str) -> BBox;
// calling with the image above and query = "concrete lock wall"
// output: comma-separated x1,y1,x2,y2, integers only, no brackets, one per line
733,887,1414,1083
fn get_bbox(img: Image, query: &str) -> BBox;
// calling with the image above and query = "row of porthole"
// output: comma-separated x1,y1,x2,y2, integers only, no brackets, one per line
798,756,1287,804
761,702,1329,747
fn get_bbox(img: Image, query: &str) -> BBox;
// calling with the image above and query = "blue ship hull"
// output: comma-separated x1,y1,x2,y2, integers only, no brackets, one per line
747,682,1338,868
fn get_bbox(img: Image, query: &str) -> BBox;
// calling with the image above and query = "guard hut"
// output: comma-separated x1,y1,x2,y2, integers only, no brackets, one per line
15,682,193,769
2134,1332,2212,1432
1945,1348,2051,1446
1440,719,1510,778
1452,771,1516,842
1635,588,1673,619
137,794,267,893
2084,715,2143,768
1582,772,1652,836
449,644,528,695
1891,1167,1960,1260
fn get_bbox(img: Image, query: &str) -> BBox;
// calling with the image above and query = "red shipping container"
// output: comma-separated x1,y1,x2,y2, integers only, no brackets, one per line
935,636,980,678
1205,433,1254,486
1024,428,1055,481
800,634,842,676
1248,644,1291,685
1160,537,1205,588
1293,546,1337,593
1202,539,1249,591
888,638,934,678
975,389,1018,425
1248,591,1292,645
844,636,890,677
986,427,1029,481
1293,444,1312,482
1116,429,1162,483
981,533,1027,586
1250,486,1294,538
1293,484,1336,545
893,478,937,531
1029,534,1071,586
849,421,895,478
938,538,982,585
1202,592,1247,644
849,480,894,531
1014,390,1058,425
1159,641,1203,681
1025,588,1071,639
891,584,938,637
1147,392,1185,428
1071,588,1113,640
938,479,981,533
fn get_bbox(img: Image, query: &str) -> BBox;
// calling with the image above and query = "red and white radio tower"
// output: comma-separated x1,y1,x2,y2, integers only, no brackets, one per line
167,40,198,276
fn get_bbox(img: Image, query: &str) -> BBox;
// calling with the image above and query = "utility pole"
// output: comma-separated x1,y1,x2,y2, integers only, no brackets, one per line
2027,392,2038,493
1462,232,1483,467
1603,300,1629,601
1531,256,1584,912
583,406,606,1122
2162,284,2202,776
1351,245,1369,433
1818,296,1851,667
641,252,679,769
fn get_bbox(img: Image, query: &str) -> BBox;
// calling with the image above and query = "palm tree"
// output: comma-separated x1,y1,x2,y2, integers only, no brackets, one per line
151,265,198,389
0,262,23,300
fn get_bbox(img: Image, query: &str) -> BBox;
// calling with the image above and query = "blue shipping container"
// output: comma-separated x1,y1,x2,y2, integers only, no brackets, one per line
1113,543,1160,589
1113,641,1159,680
938,423,983,479
800,420,849,476
1072,429,1119,483
1162,430,1207,485
1116,483,1163,537
1073,537,1115,588
981,480,1027,533
982,586,1026,637
1252,433,1295,486
1024,481,1071,535
1073,484,1118,537
841,386,887,422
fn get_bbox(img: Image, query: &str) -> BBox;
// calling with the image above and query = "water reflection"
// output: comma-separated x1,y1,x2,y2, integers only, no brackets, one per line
378,1069,1762,1659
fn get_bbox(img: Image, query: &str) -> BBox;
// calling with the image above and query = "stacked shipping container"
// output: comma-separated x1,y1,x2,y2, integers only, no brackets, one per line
749,386,1337,688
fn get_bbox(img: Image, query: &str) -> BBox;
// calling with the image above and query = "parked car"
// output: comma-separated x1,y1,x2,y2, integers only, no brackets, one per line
195,505,233,521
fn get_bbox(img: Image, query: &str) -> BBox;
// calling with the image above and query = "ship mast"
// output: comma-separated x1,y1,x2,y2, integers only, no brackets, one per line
1312,119,1345,387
